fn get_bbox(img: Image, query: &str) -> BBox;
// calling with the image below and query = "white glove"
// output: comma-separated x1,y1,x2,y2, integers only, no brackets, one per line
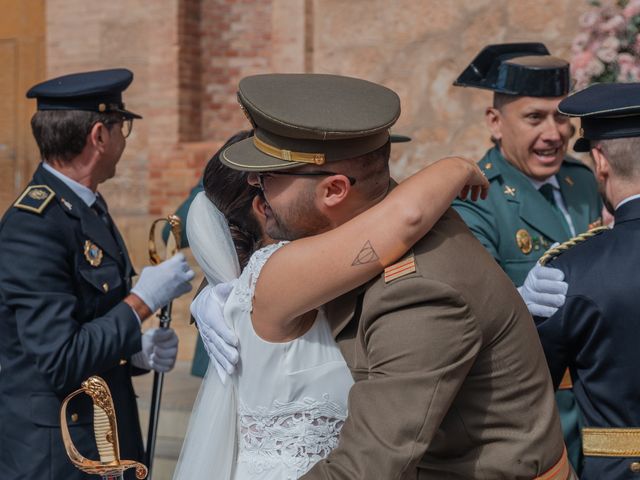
131,252,195,312
190,282,239,383
131,327,179,373
518,261,568,318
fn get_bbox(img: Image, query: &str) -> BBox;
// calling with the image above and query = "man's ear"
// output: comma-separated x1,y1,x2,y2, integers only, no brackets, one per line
591,145,610,182
318,175,351,208
88,122,108,153
485,107,502,142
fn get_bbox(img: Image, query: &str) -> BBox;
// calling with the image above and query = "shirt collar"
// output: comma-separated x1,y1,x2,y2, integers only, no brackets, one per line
528,175,560,191
42,161,97,207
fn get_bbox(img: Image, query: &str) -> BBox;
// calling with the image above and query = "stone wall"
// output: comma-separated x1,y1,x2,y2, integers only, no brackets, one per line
40,0,590,358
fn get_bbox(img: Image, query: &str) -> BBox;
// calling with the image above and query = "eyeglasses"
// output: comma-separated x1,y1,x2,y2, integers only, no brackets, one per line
256,171,356,191
104,118,134,138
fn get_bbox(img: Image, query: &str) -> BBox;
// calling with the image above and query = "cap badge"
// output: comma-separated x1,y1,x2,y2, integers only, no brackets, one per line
516,228,533,255
503,185,517,197
98,103,106,112
84,240,103,267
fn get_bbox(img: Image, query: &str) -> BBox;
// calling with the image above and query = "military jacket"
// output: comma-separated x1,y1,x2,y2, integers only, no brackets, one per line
537,198,640,480
303,209,565,480
453,147,602,286
0,164,144,480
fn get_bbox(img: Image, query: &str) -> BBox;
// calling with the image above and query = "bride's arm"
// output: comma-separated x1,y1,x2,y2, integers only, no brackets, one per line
253,156,488,340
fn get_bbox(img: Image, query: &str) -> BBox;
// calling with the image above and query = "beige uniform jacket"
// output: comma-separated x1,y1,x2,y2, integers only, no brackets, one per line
302,209,564,480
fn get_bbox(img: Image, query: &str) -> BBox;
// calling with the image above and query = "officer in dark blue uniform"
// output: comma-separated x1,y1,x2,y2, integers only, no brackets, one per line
0,69,195,479
535,83,640,479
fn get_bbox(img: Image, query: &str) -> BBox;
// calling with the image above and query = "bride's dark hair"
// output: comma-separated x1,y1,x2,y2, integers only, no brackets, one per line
203,130,262,268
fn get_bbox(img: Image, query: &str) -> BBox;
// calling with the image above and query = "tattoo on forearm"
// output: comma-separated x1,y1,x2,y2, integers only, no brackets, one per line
352,240,380,266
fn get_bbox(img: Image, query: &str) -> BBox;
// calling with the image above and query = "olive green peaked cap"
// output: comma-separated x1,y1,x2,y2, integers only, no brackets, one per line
221,73,401,171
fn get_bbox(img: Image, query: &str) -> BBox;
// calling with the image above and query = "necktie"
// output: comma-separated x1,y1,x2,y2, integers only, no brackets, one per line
539,183,571,235
92,195,113,231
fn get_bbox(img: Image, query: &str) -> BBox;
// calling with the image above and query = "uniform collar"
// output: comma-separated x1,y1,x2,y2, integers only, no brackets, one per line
616,193,640,210
614,196,640,224
42,161,97,207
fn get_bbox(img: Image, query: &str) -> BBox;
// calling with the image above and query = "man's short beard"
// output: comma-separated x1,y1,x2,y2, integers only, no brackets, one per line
265,189,331,241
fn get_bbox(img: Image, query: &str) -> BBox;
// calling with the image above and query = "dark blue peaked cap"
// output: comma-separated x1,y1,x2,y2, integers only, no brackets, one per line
559,82,640,152
26,68,142,119
454,43,570,97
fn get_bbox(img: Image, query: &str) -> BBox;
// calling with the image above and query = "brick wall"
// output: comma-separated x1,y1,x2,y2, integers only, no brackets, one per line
40,0,591,359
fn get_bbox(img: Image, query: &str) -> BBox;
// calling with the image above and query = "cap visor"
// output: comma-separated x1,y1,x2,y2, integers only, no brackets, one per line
390,134,411,143
220,137,308,171
118,108,142,120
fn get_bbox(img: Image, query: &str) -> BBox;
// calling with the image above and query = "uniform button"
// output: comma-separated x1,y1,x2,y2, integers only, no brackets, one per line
71,413,79,423
119,359,127,366
102,282,109,292
630,462,640,473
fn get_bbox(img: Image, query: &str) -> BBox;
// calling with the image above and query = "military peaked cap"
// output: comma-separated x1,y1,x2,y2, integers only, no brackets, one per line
559,82,640,152
26,68,142,119
220,74,401,171
454,43,570,97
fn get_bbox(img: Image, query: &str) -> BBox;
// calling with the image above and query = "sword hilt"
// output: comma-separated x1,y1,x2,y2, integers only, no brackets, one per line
60,376,148,479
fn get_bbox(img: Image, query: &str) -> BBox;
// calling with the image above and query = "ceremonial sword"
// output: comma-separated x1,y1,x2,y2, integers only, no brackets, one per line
60,376,148,480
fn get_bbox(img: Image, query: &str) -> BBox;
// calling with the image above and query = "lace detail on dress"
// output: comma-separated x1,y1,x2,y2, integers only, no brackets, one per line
235,241,288,313
237,394,346,478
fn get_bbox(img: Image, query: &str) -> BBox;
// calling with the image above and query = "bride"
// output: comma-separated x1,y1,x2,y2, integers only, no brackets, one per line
173,132,488,480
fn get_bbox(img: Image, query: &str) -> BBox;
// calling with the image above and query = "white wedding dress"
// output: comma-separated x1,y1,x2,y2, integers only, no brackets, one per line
173,192,353,480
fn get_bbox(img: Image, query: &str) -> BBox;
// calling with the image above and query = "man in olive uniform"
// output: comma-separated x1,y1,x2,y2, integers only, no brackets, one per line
530,83,640,479
452,43,603,471
0,69,195,479
195,73,573,479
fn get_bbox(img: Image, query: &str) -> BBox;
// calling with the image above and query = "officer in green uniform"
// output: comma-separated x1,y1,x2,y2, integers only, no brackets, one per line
452,43,603,473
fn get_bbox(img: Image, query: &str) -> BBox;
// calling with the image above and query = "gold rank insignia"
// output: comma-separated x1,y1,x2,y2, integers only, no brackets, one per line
84,240,103,267
503,185,516,197
14,185,55,214
384,253,416,283
564,176,574,186
516,228,532,254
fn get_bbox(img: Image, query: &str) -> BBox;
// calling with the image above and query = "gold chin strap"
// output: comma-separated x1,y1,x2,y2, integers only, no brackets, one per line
60,376,148,479
254,136,326,165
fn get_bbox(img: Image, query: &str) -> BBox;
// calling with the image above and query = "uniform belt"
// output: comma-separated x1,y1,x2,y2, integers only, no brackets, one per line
533,447,570,480
583,427,640,456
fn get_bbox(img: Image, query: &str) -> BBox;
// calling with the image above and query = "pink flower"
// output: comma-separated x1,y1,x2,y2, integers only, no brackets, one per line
572,33,591,54
617,52,635,66
623,0,640,19
596,36,620,63
598,15,626,34
579,10,600,29
571,50,594,71
586,58,606,77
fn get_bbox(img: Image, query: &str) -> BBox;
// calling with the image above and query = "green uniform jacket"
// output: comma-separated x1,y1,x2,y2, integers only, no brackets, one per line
453,146,602,286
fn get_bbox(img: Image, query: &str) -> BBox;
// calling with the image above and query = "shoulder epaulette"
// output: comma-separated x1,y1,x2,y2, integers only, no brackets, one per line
539,226,609,266
13,185,55,214
384,252,416,283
